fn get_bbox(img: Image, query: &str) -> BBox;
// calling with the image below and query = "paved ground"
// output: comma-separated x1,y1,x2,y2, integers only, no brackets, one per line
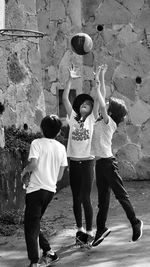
0,180,150,267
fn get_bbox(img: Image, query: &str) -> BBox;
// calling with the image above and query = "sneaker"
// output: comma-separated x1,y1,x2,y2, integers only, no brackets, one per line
86,234,94,245
38,251,59,266
77,232,94,245
132,219,143,242
92,227,111,247
76,231,85,245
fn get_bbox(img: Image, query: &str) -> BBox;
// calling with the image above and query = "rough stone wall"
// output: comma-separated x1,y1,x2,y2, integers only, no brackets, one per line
81,0,150,180
36,0,150,180
36,0,83,116
0,0,45,136
0,0,150,180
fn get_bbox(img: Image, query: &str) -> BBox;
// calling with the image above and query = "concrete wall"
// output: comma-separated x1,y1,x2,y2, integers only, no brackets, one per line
0,0,150,180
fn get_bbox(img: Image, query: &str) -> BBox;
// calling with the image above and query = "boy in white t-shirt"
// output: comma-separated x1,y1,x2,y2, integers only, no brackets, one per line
91,65,143,247
21,115,68,267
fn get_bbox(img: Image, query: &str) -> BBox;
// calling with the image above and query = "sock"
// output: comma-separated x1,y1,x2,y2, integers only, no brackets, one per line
78,227,85,232
86,230,93,236
47,249,55,255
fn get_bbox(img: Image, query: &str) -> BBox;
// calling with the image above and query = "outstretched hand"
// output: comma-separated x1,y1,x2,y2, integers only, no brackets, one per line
95,66,102,83
68,64,81,79
101,64,108,74
94,64,108,83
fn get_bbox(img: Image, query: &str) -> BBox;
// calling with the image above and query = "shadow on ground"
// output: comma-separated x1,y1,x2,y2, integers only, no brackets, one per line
0,181,150,267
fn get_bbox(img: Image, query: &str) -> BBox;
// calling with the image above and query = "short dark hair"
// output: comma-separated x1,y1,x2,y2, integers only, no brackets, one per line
0,102,5,115
40,115,62,138
108,97,127,126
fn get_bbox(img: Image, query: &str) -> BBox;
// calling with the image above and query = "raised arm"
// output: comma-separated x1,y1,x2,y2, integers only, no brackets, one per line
92,66,101,119
100,64,108,100
95,65,109,124
62,65,81,118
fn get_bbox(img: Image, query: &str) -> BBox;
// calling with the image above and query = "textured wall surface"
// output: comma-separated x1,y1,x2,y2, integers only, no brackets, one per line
0,0,150,180
36,0,150,180
0,0,45,135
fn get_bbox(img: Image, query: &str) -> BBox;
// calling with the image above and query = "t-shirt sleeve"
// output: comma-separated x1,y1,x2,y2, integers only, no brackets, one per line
90,112,95,123
108,116,117,132
61,145,68,166
28,139,40,161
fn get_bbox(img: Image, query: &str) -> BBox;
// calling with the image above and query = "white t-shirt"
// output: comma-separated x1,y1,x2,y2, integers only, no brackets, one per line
91,116,117,158
26,138,68,194
67,110,95,159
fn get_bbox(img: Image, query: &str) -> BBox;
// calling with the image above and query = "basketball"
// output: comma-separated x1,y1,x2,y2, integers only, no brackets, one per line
71,33,93,55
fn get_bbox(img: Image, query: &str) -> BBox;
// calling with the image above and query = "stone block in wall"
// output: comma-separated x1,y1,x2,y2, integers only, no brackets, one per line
134,5,150,31
118,160,137,181
50,0,66,21
44,90,57,115
135,156,150,180
121,43,150,74
83,52,94,67
83,66,94,80
126,123,141,144
82,80,91,94
82,0,100,22
117,25,138,45
95,0,131,25
47,66,57,83
0,48,8,91
129,99,150,125
140,118,150,155
113,77,136,101
116,143,142,165
139,78,150,105
68,0,82,28
7,53,26,84
112,130,128,151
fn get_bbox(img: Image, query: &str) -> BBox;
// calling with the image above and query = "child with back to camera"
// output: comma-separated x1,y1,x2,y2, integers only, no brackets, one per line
62,64,98,245
21,115,68,267
91,64,143,247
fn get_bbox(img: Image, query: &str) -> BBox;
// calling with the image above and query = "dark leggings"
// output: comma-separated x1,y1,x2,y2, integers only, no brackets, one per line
24,189,54,264
95,157,138,231
69,159,94,231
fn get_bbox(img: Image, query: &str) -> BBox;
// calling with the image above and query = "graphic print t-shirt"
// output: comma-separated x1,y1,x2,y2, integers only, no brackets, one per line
67,110,95,158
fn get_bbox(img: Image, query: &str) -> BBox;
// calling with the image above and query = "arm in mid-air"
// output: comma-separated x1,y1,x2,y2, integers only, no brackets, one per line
62,65,81,118
95,64,109,124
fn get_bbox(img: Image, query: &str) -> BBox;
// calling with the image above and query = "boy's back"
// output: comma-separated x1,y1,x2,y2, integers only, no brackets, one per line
27,137,67,194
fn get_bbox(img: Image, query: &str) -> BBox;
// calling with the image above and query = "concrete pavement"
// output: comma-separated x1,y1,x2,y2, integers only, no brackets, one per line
0,181,150,267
